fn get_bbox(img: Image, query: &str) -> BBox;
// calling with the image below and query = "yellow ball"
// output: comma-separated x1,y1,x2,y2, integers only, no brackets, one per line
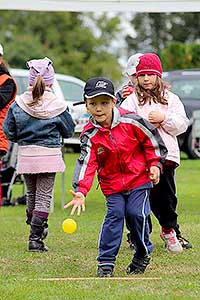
62,218,77,234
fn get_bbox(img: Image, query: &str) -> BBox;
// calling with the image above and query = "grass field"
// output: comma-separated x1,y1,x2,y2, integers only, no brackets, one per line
0,153,199,300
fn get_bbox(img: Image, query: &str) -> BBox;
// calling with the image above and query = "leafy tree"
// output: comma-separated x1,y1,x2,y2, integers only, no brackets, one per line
189,43,200,68
161,41,200,70
161,41,188,70
125,13,200,54
0,11,122,82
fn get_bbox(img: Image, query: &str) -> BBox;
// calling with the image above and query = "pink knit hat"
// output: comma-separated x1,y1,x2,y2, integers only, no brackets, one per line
27,57,55,85
136,53,163,78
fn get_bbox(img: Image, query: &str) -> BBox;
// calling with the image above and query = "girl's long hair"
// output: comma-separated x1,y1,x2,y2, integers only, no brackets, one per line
135,76,170,106
30,74,46,107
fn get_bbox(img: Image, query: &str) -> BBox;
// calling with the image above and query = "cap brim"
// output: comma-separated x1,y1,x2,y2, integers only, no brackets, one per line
73,101,85,106
85,92,117,100
122,70,129,77
126,68,136,76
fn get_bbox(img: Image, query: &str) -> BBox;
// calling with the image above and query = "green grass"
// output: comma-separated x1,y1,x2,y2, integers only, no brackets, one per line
0,153,200,300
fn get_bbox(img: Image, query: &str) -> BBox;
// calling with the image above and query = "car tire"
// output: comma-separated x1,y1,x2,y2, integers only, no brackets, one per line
185,130,200,159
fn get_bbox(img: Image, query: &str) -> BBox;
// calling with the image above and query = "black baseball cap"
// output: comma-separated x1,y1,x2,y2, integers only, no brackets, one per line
73,77,116,106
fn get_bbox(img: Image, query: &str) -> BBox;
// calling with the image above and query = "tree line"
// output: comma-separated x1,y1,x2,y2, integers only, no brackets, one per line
0,11,199,83
125,12,200,71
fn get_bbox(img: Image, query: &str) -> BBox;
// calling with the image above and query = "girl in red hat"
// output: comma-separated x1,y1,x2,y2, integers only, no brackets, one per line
121,53,192,253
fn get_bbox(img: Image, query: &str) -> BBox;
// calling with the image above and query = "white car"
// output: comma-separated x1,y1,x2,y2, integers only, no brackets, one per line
10,68,89,151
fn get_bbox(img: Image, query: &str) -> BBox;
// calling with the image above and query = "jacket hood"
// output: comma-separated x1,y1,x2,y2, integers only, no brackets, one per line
16,89,68,119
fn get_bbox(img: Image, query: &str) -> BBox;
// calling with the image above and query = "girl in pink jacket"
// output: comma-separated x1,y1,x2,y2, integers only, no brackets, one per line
121,53,192,253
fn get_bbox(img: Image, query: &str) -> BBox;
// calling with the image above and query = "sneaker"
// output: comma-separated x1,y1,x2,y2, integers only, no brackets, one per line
160,228,183,253
127,233,136,250
178,236,192,249
126,254,151,275
97,265,114,278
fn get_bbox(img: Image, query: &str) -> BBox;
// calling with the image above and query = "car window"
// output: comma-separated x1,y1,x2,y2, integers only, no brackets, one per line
57,80,84,102
171,78,200,100
14,76,28,94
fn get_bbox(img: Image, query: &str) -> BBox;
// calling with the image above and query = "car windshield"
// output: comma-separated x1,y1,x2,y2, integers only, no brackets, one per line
57,80,84,102
171,78,200,100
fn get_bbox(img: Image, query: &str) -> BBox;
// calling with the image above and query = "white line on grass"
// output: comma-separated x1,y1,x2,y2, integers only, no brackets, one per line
37,277,161,281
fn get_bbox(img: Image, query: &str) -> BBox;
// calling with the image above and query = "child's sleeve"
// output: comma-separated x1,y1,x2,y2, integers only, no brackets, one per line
130,114,168,169
58,110,76,139
120,93,137,113
72,133,98,196
161,93,189,136
0,79,16,110
2,105,17,143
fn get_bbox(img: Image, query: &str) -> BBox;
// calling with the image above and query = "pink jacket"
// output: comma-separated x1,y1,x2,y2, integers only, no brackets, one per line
73,107,167,197
121,90,189,165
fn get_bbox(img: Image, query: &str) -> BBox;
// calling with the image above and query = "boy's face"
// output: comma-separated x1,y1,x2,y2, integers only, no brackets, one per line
137,74,157,90
86,95,116,127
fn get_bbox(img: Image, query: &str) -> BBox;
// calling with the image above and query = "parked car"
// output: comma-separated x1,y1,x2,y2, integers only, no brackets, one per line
163,69,200,159
10,68,88,151
55,73,89,151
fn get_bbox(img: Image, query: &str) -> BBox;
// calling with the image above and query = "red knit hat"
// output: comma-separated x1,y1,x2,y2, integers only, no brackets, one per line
136,53,163,78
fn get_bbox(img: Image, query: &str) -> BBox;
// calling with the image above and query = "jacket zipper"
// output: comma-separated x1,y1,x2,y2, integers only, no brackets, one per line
109,131,125,188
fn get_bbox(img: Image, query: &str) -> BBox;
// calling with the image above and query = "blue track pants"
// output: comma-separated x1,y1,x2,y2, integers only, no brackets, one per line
97,187,153,266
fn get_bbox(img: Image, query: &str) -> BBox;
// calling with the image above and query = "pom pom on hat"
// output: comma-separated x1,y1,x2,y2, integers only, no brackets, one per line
136,53,163,78
27,57,55,86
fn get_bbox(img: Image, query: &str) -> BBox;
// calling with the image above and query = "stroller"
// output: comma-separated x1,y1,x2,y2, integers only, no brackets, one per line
0,142,26,206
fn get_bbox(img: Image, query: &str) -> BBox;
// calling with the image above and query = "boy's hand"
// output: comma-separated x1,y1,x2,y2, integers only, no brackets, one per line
149,166,160,185
64,190,85,216
148,111,165,124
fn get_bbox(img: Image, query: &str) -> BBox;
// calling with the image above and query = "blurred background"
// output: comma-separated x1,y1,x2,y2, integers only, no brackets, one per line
1,10,200,163
0,11,200,85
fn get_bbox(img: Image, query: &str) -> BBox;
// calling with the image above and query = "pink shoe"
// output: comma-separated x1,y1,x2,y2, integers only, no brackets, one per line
160,228,183,253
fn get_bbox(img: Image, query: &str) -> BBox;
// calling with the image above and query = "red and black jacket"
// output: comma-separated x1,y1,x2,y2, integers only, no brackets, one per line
72,107,167,197
0,72,17,152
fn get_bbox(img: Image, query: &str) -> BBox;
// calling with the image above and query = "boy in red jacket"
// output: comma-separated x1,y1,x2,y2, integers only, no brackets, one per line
65,77,167,277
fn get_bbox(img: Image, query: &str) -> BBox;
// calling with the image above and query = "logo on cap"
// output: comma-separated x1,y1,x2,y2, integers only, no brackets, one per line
95,81,108,89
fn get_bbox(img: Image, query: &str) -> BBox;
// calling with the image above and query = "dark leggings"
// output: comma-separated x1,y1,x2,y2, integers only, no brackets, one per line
150,164,181,236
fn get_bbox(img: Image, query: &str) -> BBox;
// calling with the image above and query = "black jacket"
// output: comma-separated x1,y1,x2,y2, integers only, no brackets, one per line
0,66,16,110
